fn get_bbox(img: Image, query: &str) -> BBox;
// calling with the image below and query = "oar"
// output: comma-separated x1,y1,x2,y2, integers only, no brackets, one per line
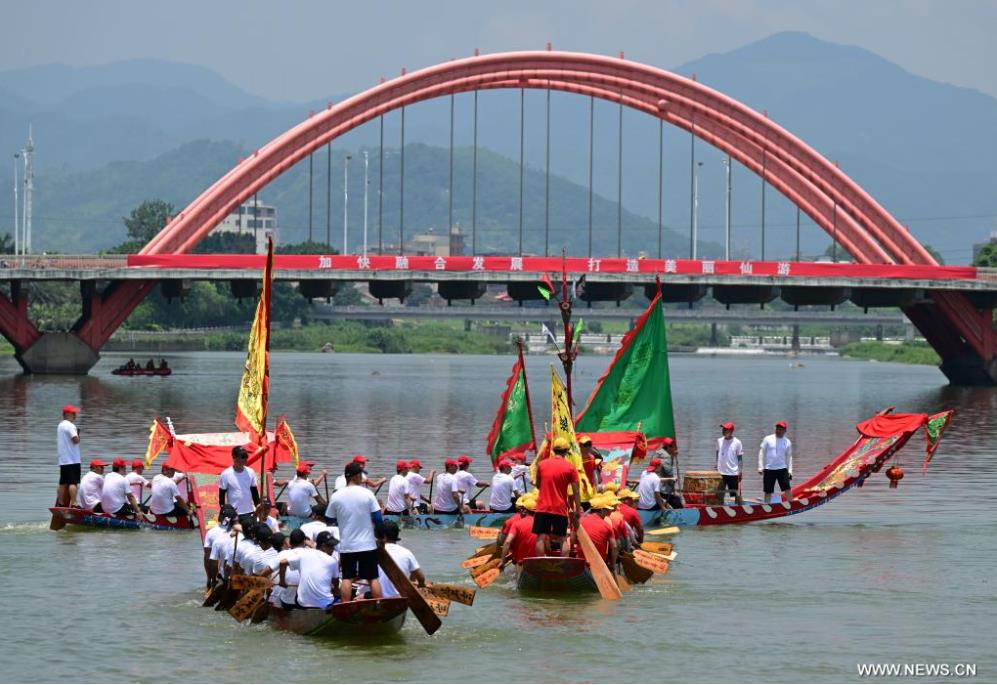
229,587,267,623
614,568,632,592
469,484,488,507
646,526,680,536
632,549,671,574
643,549,677,562
470,557,502,579
461,555,493,570
376,543,442,635
473,541,499,556
473,567,502,589
425,582,476,606
468,526,500,539
576,524,623,601
417,591,451,617
620,554,653,584
49,496,66,531
640,541,673,555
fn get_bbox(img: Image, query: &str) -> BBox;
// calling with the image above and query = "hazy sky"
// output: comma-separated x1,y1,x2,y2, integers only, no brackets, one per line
1,0,995,102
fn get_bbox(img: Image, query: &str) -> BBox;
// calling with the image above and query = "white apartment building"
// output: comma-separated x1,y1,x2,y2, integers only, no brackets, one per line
212,202,278,254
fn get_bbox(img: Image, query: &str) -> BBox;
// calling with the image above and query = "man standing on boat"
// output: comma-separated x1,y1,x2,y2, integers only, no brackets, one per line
78,459,106,510
219,446,260,517
100,458,142,516
384,460,411,516
454,455,488,511
432,458,461,515
759,420,793,503
405,460,434,514
489,459,523,514
533,437,580,556
716,422,744,505
326,461,384,603
56,404,82,508
126,460,150,509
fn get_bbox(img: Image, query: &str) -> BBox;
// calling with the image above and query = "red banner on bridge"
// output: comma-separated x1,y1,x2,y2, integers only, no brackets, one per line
126,254,979,281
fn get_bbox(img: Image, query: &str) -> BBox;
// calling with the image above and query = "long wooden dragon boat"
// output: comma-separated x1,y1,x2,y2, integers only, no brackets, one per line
47,503,199,531
268,598,408,637
517,556,597,594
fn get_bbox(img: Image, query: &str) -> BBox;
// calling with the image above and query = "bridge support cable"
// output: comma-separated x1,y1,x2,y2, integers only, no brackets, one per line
449,93,455,244
657,118,663,259
761,149,767,260
617,92,623,258
308,152,314,242
544,86,551,256
519,89,525,255
588,95,594,258
399,106,405,254
326,144,332,248
378,115,384,254
472,90,478,256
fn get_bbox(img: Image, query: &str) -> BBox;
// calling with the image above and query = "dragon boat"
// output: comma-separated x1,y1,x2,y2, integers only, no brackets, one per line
268,598,408,638
517,556,597,594
112,367,172,377
47,503,199,531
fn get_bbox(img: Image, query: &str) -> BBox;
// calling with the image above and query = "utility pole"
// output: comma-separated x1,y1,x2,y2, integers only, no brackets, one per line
22,126,33,255
723,155,732,260
343,155,351,253
362,151,369,257
692,161,703,259
12,153,19,258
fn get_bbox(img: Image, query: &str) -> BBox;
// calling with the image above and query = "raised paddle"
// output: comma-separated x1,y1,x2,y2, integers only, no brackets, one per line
470,557,502,579
376,543,442,635
576,525,623,601
473,541,499,556
632,549,671,574
461,555,493,570
425,582,476,606
640,541,673,555
646,526,680,536
468,526,500,539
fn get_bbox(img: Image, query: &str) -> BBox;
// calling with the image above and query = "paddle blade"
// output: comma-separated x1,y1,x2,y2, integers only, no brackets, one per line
418,589,451,617
202,583,224,607
576,525,623,601
377,545,442,636
468,526,500,539
250,600,270,624
228,588,266,623
426,582,476,606
470,557,502,579
640,541,673,555
230,575,272,591
620,555,653,584
632,549,671,574
613,570,632,593
647,526,680,536
474,567,501,588
461,555,492,570
474,542,499,556
49,508,66,531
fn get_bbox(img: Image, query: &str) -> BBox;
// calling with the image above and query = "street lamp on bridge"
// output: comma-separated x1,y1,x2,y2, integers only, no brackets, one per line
692,160,704,259
343,154,351,254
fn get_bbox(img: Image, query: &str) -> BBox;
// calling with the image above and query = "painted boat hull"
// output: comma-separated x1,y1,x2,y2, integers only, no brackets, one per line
382,510,512,529
517,556,597,594
268,597,408,637
48,506,197,531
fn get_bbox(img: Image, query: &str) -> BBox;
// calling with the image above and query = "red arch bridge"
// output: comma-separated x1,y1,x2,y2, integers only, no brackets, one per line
1,50,995,384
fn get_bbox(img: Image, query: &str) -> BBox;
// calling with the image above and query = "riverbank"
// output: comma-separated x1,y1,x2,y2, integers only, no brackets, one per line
839,340,940,365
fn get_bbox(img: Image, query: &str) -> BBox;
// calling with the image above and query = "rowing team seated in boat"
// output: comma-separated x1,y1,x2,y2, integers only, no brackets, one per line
205,462,427,611
73,457,193,518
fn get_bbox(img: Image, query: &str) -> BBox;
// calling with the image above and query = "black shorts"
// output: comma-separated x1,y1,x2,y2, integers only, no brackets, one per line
340,549,379,581
112,504,137,517
721,474,740,493
59,463,81,485
531,512,568,537
490,505,517,514
763,468,792,493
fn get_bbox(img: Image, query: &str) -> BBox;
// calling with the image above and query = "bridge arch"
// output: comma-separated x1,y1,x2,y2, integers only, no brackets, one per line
142,50,935,266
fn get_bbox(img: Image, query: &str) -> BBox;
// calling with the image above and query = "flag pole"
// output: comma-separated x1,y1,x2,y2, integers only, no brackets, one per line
259,237,274,521
556,250,576,411
517,337,537,453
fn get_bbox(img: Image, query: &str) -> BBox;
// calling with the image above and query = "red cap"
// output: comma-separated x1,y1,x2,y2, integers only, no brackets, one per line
352,454,368,464
62,404,80,414
396,459,409,470
720,422,735,431
661,437,676,448
131,459,144,469
408,459,423,469
112,458,127,468
301,460,315,467
89,459,107,468
162,460,178,470
445,458,458,467
498,458,512,469
457,455,472,466
775,420,788,429
646,457,662,471
296,463,312,475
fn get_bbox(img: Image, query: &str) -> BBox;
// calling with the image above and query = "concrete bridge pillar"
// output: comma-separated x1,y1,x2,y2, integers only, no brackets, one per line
791,324,801,353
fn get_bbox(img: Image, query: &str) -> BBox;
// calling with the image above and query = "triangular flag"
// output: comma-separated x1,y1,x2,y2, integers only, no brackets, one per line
538,273,554,300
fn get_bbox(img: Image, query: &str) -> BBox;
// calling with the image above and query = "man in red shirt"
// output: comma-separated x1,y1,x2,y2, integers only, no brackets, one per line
532,437,580,556
577,495,618,567
500,495,538,567
616,488,644,545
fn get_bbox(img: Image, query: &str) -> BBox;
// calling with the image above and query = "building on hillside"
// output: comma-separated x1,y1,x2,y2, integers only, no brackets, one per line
372,224,466,256
212,202,279,254
972,229,997,263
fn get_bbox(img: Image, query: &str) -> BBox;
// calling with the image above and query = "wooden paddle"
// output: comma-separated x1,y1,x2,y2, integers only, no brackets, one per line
640,541,673,555
461,554,493,570
426,582,476,606
228,587,267,622
632,549,671,574
646,526,680,536
202,581,225,607
470,557,502,579
468,526,500,539
230,575,272,591
576,525,623,601
474,541,499,556
417,588,451,617
644,549,677,562
473,567,501,589
614,570,632,592
620,554,653,584
49,497,66,531
376,543,442,636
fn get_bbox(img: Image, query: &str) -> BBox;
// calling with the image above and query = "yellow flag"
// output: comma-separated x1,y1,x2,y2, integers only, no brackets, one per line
144,417,172,467
546,367,595,501
235,239,273,439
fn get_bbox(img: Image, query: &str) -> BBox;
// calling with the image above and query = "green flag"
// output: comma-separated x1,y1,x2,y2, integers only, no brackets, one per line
486,345,536,464
574,293,675,441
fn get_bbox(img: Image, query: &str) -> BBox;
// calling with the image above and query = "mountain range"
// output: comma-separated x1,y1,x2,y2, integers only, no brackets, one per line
1,31,994,262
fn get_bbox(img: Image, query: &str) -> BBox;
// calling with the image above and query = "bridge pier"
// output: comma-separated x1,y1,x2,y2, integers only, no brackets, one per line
904,291,997,386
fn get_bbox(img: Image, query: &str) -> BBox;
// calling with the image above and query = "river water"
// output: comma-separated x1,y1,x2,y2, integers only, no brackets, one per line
0,351,994,683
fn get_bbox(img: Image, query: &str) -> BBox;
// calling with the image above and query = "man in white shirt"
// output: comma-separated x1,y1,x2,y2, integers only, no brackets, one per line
204,505,238,588
78,459,106,511
279,530,341,609
716,421,745,505
326,462,384,602
454,455,488,511
384,460,411,516
432,459,461,514
636,458,668,511
219,446,259,516
300,504,340,542
759,420,794,503
126,460,151,507
375,521,426,597
489,459,523,513
509,454,532,493
56,404,82,507
405,460,434,514
101,458,142,516
266,529,306,607
286,463,324,526
149,462,191,517
333,455,385,493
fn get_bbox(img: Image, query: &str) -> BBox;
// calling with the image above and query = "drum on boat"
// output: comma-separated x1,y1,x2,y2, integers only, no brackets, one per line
682,470,724,506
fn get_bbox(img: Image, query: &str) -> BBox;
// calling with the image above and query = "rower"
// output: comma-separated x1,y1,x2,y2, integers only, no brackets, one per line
576,494,619,568
265,528,306,609
285,462,325,529
204,505,238,588
657,437,684,508
579,435,604,493
499,494,538,568
717,421,744,505
759,420,793,503
454,455,488,511
279,530,341,609
101,458,141,516
333,455,385,493
636,457,669,512
384,460,411,516
209,512,246,581
145,359,155,370
125,460,151,508
219,446,260,518
432,458,461,515
374,520,426,597
250,528,281,575
300,504,339,543
508,453,532,492
326,461,384,602
533,437,580,556
150,462,191,518
488,459,523,514
405,460,434,514
126,358,136,370
615,488,644,545
158,358,169,370
56,404,82,508
78,459,106,511
232,520,262,575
